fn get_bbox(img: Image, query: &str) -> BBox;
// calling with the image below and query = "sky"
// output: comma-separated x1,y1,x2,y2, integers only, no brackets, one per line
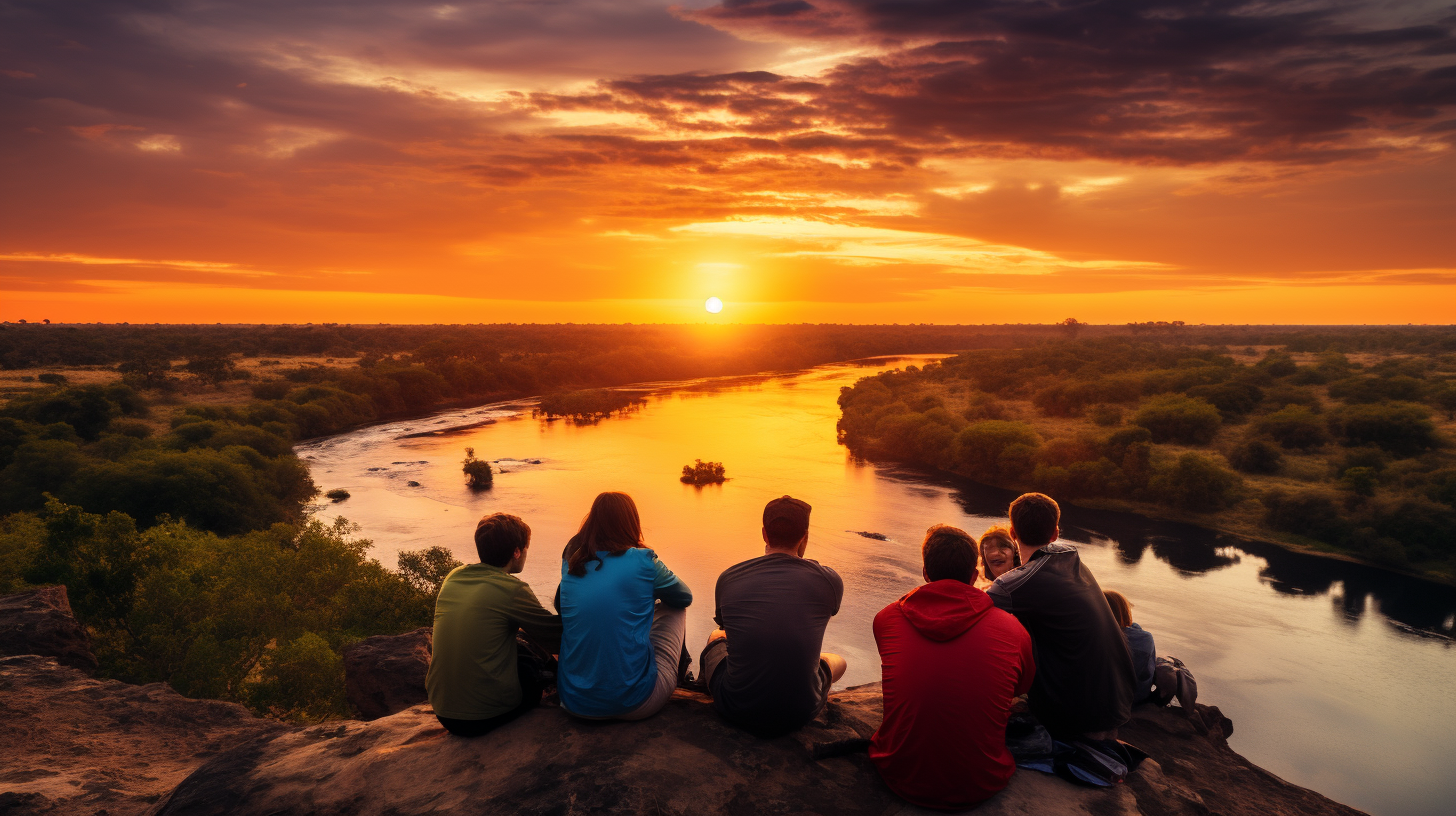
1,0,1453,325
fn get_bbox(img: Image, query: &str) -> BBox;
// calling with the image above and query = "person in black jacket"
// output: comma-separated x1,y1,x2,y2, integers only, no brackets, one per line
987,493,1135,740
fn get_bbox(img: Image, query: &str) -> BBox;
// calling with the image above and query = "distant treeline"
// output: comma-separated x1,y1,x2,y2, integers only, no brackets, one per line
837,337,1456,578
5,322,1455,371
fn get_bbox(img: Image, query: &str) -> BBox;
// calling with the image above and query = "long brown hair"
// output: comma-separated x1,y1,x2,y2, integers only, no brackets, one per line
565,492,645,576
1104,590,1134,629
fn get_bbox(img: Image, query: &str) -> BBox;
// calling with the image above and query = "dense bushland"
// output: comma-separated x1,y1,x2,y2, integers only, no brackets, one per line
0,501,452,720
837,337,1456,577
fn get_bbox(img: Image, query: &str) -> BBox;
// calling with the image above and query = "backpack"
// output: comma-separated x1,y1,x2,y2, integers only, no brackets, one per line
1151,656,1197,710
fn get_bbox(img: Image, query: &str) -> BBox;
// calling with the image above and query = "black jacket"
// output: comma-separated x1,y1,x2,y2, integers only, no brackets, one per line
987,542,1134,736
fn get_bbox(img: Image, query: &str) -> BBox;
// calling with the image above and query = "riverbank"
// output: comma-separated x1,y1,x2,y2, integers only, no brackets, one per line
836,342,1456,585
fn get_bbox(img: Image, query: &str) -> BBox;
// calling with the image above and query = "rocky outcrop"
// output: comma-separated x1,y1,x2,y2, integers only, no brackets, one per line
0,585,97,673
0,655,287,816
147,686,1365,816
0,591,1367,816
342,627,432,720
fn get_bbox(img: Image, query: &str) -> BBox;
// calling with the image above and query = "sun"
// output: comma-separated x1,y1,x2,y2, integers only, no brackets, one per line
704,296,723,314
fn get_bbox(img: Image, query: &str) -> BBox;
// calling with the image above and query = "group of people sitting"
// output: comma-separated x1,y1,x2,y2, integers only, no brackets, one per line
425,490,1159,810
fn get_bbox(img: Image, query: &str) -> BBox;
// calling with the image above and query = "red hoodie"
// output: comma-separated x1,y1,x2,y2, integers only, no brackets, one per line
870,580,1035,810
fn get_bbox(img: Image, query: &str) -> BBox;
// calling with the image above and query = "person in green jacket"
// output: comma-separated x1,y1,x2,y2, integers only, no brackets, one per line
426,512,562,737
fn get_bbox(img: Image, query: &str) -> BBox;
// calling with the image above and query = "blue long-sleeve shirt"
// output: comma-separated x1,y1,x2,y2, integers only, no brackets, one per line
557,548,691,716
1124,623,1156,702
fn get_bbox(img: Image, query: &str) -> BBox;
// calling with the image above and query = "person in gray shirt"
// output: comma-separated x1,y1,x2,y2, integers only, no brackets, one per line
699,495,846,737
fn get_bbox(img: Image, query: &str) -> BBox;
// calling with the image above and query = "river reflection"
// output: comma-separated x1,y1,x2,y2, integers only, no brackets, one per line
297,356,1455,816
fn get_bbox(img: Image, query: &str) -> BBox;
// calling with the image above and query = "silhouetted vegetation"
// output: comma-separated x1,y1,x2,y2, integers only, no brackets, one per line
462,447,493,488
536,389,644,420
681,460,727,485
837,332,1456,579
325,489,350,502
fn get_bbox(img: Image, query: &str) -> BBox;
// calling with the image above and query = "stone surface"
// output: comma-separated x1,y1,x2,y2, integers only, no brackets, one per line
342,627,431,720
0,585,97,673
0,655,287,816
147,685,1367,816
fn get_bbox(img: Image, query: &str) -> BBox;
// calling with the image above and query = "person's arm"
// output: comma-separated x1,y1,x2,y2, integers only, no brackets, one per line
652,557,692,608
510,584,563,654
823,565,844,616
987,581,1012,612
1014,627,1036,697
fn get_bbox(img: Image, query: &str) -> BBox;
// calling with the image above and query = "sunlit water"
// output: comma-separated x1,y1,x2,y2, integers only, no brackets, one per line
297,357,1456,816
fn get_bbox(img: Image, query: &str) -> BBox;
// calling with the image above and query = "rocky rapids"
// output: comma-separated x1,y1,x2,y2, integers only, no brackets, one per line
0,587,1365,816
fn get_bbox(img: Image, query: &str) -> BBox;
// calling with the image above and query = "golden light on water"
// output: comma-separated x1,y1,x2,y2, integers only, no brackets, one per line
705,296,723,314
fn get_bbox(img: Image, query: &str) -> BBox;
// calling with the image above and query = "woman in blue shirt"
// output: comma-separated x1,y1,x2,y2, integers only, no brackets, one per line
1104,590,1156,703
557,491,692,720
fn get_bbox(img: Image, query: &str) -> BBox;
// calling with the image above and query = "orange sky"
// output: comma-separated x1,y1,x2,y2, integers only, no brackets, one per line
1,0,1453,324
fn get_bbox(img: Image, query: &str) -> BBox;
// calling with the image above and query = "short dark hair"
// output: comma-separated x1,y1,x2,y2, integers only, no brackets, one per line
922,524,978,584
475,513,530,567
1009,493,1059,548
765,517,808,548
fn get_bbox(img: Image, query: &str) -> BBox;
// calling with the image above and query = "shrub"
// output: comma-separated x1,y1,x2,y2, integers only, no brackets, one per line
37,372,67,385
1339,467,1379,498
1263,490,1353,544
397,546,463,594
1229,439,1283,474
462,447,493,488
1186,382,1263,419
1371,498,1456,564
537,389,644,420
680,459,727,485
1333,402,1438,456
325,489,350,502
1132,395,1222,445
1253,405,1328,450
1149,453,1244,512
1089,404,1122,426
953,421,1041,481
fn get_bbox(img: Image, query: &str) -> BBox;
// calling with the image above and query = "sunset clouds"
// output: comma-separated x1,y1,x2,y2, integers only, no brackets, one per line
1,0,1452,323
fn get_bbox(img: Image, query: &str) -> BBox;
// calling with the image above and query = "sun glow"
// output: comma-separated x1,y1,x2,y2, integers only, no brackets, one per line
705,296,723,314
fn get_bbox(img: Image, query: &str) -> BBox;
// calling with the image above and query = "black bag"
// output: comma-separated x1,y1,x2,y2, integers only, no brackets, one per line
1151,655,1197,710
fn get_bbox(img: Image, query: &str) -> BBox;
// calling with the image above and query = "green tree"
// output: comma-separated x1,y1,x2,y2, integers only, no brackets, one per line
1333,402,1438,456
462,447,493,488
1228,439,1283,474
953,421,1041,481
397,546,464,595
1149,453,1244,512
1132,395,1222,445
1253,405,1329,450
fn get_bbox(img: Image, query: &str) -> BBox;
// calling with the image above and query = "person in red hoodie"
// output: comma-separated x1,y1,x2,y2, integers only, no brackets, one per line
870,524,1036,810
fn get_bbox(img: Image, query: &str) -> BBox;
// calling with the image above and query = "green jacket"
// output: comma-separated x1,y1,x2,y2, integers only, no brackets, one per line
426,563,563,720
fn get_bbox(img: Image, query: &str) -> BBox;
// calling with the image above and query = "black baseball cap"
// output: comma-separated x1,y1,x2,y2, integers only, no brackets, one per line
763,495,811,529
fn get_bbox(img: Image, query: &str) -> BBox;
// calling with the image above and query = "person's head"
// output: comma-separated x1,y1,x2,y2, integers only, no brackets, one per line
978,526,1020,580
762,495,811,556
566,491,643,576
921,524,978,584
1008,492,1060,550
1104,590,1133,629
475,513,531,573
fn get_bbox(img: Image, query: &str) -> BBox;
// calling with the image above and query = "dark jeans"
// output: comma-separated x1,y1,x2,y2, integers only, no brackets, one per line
437,634,555,738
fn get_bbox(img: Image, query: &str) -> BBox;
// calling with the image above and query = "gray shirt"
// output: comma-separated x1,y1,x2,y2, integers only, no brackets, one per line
711,552,843,736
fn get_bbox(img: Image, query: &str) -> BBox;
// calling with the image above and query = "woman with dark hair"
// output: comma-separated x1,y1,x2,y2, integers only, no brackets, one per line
978,526,1021,582
1104,590,1156,703
556,491,692,720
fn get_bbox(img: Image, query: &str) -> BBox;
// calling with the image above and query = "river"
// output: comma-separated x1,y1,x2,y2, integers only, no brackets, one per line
296,356,1456,816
